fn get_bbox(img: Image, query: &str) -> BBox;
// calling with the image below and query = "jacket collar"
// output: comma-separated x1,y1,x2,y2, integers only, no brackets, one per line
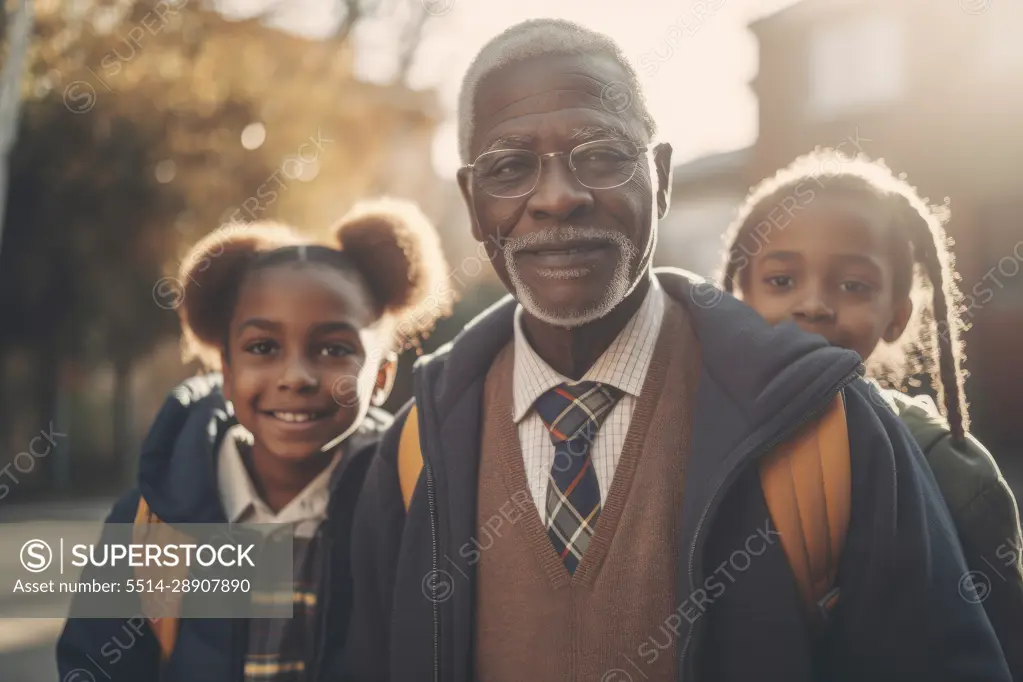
418,268,861,427
136,373,393,524
137,378,234,524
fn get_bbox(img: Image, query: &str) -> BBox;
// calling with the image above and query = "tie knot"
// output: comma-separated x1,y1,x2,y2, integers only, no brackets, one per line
533,381,623,445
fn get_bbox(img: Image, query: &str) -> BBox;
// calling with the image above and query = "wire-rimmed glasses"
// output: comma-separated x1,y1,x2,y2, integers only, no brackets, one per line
466,139,646,199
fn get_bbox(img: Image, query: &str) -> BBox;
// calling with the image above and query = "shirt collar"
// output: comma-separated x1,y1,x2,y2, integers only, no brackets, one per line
511,276,666,423
216,424,340,525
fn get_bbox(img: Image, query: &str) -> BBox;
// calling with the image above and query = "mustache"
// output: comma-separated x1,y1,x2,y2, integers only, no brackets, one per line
500,227,631,255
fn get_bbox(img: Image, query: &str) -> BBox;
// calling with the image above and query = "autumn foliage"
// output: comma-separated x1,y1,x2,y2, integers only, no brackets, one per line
0,0,443,491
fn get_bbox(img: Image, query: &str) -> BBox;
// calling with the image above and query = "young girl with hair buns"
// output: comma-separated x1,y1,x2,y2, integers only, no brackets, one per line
58,198,453,682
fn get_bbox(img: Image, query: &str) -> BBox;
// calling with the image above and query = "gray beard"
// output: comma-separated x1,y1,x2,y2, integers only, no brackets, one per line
503,226,638,329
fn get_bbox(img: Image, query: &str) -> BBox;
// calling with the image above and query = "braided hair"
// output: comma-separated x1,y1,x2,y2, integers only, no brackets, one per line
719,149,969,441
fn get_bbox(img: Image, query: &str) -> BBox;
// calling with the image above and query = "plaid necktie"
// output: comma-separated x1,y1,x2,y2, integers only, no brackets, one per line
533,381,623,573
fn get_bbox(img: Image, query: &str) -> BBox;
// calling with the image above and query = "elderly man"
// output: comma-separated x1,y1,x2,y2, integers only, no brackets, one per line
344,18,1011,682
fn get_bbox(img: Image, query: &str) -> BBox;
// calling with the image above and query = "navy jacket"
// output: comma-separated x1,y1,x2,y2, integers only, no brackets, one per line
883,388,1023,680
344,269,1011,682
57,373,389,682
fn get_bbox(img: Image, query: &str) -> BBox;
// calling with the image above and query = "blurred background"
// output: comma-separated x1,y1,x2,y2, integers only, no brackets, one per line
0,0,1021,677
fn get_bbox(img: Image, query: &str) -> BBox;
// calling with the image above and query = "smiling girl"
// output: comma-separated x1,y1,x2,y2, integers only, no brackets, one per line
720,150,1023,679
58,198,452,682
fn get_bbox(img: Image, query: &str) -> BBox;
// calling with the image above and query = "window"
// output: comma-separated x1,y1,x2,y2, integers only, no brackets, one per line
808,13,904,118
985,9,1023,74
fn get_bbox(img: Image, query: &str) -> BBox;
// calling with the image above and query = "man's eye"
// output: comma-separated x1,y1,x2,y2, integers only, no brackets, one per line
487,158,534,180
245,340,277,355
766,275,794,289
579,148,628,164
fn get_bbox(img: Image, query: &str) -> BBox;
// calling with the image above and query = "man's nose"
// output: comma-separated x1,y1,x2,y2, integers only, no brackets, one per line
526,155,593,222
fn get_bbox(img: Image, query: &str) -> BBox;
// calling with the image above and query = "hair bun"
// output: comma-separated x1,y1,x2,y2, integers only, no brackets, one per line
333,197,450,316
177,221,304,370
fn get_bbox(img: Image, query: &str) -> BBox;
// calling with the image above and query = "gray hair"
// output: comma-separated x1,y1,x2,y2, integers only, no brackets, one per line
456,18,656,164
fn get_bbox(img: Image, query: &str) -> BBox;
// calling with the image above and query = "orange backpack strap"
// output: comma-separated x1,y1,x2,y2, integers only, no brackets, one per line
398,404,424,510
133,496,183,662
398,394,851,628
759,392,850,627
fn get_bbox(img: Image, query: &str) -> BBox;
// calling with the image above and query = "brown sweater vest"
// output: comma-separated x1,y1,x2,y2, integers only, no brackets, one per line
474,297,700,682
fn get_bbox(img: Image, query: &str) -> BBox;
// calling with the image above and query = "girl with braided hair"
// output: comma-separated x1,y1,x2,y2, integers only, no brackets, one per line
720,149,1022,679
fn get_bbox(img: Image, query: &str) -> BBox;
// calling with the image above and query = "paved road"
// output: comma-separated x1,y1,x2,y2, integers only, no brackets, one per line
2,639,60,682
0,498,115,682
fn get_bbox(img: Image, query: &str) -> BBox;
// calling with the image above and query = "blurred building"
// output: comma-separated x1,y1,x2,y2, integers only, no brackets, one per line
8,0,1021,498
655,147,750,278
657,0,1022,460
747,0,1023,452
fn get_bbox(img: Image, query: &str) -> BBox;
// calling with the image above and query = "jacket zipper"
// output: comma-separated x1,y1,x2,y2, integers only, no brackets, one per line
413,360,442,682
676,371,858,681
311,530,333,682
426,462,440,682
233,616,247,681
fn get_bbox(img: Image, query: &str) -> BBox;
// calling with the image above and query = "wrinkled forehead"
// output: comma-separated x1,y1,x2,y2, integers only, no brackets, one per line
470,53,646,157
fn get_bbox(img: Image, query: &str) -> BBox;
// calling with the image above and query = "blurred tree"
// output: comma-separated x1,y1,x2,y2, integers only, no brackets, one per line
0,0,440,491
0,0,34,258
335,0,367,41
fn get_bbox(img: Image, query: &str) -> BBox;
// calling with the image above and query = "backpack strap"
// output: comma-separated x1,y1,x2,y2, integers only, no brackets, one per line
398,404,423,510
395,395,852,629
133,497,184,662
759,393,851,628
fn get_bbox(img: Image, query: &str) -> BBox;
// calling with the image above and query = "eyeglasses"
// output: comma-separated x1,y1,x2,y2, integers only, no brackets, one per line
465,139,647,199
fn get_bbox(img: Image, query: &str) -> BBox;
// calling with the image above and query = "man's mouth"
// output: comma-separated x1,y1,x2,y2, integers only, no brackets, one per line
519,240,611,256
516,240,613,277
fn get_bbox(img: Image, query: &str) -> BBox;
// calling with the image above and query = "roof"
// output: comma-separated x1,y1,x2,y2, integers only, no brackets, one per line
748,0,811,30
672,147,751,186
748,0,887,32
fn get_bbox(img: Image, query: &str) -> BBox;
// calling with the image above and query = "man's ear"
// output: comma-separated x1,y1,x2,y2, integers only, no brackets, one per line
371,353,398,407
652,142,673,220
883,296,913,343
457,166,484,243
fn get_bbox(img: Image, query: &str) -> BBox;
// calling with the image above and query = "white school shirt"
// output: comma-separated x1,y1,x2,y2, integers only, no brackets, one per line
512,277,667,521
217,424,340,539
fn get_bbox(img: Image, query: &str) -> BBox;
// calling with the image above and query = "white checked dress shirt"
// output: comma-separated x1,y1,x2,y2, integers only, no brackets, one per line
512,277,667,521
